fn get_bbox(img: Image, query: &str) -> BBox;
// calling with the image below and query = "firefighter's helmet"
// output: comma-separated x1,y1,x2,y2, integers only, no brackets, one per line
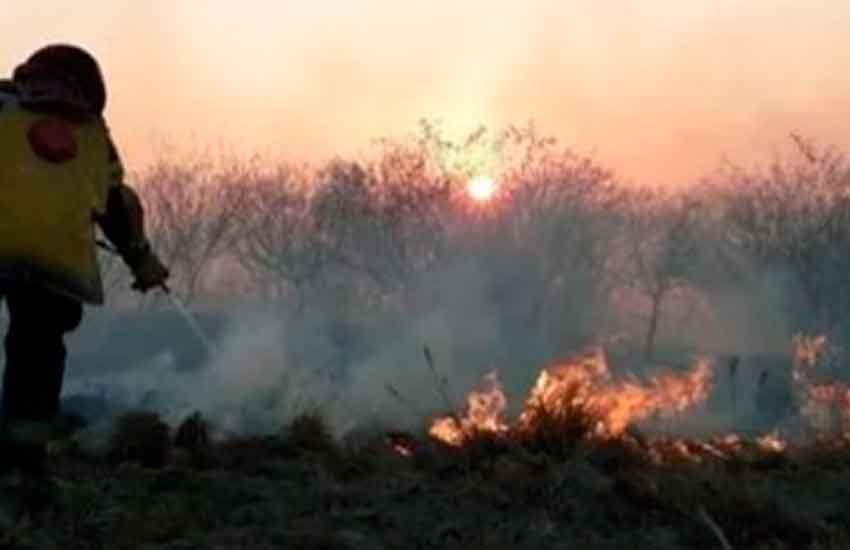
12,44,106,115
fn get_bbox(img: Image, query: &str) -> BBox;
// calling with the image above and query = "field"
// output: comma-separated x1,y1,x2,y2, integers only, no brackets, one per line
5,125,850,548
3,401,850,550
5,340,850,549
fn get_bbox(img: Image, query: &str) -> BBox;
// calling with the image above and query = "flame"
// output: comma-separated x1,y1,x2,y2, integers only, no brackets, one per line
429,348,714,446
633,432,791,465
387,432,416,458
756,431,788,453
645,437,732,465
393,443,414,458
428,371,509,446
800,382,850,434
792,333,828,381
426,336,850,458
792,334,850,435
518,349,713,438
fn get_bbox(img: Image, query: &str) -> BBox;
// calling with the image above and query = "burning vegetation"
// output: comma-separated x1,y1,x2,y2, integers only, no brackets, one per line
43,126,850,548
430,348,713,447
19,335,850,549
423,334,850,467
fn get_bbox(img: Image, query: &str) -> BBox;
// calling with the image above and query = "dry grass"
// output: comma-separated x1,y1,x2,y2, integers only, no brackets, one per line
513,398,598,457
3,408,850,549
283,410,335,454
107,411,171,469
173,411,215,469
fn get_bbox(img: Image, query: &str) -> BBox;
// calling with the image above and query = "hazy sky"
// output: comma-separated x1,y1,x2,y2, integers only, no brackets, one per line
3,1,849,184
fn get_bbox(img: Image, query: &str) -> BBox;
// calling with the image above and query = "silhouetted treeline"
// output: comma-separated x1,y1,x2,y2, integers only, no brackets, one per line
104,122,850,362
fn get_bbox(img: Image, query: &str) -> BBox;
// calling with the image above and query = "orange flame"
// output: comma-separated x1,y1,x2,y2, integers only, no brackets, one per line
517,349,713,438
387,432,417,458
429,348,714,446
792,334,850,435
756,431,788,453
428,371,509,446
792,333,828,381
428,336,850,455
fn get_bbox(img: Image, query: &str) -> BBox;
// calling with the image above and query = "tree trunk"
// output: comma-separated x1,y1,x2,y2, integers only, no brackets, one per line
644,290,664,362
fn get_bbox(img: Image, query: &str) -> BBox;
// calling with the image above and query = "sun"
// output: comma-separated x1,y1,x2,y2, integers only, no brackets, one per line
467,175,497,202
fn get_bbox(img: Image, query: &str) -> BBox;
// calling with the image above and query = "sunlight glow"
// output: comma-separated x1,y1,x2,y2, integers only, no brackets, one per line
467,176,497,202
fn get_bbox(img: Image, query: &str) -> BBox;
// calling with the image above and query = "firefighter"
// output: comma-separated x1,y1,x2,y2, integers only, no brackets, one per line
0,44,169,475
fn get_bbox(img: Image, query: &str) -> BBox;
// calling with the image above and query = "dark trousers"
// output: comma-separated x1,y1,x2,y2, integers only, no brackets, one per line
0,282,83,432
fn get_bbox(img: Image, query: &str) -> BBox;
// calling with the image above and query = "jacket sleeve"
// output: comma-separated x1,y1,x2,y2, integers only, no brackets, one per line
0,79,16,95
0,80,18,111
93,136,154,270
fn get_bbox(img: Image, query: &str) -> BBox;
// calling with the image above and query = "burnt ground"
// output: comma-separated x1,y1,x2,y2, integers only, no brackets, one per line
2,412,850,550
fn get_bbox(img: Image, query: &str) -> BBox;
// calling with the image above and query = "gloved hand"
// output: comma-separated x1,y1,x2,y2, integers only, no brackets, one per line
131,249,169,292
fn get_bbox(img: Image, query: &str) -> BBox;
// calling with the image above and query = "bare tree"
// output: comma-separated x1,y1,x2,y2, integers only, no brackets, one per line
235,163,321,309
309,147,451,304
618,189,702,360
712,135,850,334
136,155,254,305
488,123,627,348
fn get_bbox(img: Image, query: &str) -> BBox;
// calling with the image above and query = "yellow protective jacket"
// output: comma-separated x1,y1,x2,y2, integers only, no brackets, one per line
0,80,121,304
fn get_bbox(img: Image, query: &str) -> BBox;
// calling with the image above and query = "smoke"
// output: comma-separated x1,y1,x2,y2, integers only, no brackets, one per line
330,261,504,433
58,244,804,443
65,307,322,436
62,259,525,438
59,247,804,443
51,138,850,443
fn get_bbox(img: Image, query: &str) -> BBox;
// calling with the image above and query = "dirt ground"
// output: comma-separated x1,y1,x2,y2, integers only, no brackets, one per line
1,411,850,550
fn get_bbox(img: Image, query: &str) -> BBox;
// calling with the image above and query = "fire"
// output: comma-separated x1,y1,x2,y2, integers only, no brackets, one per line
393,443,414,458
792,333,828,381
428,371,509,445
756,431,788,453
429,348,714,446
642,433,787,465
792,334,850,435
424,335,850,460
800,382,850,434
386,432,416,458
519,349,713,438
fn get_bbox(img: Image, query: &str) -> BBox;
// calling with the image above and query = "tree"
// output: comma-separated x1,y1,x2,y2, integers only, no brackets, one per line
309,148,451,304
490,123,627,349
136,155,254,305
712,135,850,335
235,163,321,309
619,189,702,361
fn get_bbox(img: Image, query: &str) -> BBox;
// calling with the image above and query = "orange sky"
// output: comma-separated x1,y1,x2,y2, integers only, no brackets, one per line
3,1,849,185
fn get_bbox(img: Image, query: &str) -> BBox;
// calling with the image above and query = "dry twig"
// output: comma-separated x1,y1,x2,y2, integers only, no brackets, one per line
424,345,455,413
698,505,733,550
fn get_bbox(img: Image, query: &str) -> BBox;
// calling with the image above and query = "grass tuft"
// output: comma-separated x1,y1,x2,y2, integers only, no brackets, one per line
107,411,171,469
283,409,335,453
